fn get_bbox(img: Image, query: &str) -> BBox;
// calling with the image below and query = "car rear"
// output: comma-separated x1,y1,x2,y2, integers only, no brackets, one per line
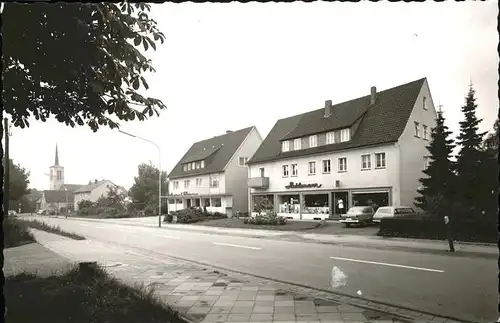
373,207,394,223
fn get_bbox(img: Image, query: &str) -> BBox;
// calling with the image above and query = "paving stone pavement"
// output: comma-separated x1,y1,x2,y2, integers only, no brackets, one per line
104,257,463,323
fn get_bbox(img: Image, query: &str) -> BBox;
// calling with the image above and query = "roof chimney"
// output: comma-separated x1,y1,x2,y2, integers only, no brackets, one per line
370,86,377,105
324,100,332,117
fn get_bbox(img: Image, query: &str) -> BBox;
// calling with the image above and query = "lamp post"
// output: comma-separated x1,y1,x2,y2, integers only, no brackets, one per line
118,130,162,227
64,187,68,218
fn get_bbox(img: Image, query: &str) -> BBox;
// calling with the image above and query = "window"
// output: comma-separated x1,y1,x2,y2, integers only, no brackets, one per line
259,168,265,177
212,198,222,207
308,161,316,175
173,181,179,189
168,199,175,205
200,160,205,168
239,157,248,166
187,163,192,171
282,141,290,152
322,160,331,174
191,162,195,169
294,138,301,150
204,198,211,206
338,157,347,172
183,164,188,171
423,125,428,140
282,165,290,177
361,154,371,170
209,175,219,188
326,132,335,144
423,96,427,110
196,178,203,188
340,129,350,142
414,122,421,137
184,180,190,188
291,164,298,176
375,153,386,168
195,161,200,169
309,135,317,148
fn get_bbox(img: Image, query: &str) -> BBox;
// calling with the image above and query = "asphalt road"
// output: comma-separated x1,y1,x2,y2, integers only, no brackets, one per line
24,216,497,322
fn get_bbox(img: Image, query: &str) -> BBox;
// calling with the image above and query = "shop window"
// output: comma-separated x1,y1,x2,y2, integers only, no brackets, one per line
253,195,274,213
175,199,182,204
212,198,222,207
168,199,175,204
204,198,211,206
278,195,300,214
308,161,316,175
322,159,331,173
303,194,329,215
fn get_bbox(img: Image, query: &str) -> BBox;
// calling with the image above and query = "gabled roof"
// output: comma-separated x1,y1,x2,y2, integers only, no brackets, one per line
60,184,84,192
74,180,110,193
168,127,255,179
43,190,73,203
248,78,426,164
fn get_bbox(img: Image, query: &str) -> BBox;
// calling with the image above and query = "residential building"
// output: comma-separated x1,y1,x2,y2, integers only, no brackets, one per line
73,179,127,210
247,78,437,220
167,127,263,217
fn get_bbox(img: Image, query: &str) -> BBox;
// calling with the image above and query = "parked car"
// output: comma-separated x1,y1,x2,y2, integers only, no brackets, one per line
372,206,417,223
339,206,375,227
37,210,47,215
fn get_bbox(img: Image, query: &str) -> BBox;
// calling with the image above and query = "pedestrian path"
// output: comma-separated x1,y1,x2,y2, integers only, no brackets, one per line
28,229,464,323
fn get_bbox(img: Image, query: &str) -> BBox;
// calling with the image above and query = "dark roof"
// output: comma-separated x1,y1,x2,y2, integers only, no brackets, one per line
248,78,426,164
43,190,74,203
74,180,110,193
168,127,255,179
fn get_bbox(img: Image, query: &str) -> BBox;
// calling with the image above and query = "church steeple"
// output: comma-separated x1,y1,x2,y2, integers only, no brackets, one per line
55,144,59,166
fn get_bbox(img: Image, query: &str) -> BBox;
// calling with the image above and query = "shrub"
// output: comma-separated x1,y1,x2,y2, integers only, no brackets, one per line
242,213,287,225
4,218,35,248
166,208,227,224
378,217,497,243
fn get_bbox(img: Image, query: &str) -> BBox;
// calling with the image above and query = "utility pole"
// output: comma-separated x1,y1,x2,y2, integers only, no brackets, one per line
3,118,10,217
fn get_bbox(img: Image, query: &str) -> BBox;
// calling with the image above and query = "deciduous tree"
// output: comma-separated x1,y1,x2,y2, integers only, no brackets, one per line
2,2,166,132
9,159,31,201
128,162,168,215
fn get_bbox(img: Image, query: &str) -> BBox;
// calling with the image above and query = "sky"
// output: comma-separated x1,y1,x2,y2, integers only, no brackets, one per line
7,1,498,191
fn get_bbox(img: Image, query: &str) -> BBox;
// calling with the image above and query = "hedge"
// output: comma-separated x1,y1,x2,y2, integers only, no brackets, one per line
166,208,227,224
378,218,497,243
242,214,287,225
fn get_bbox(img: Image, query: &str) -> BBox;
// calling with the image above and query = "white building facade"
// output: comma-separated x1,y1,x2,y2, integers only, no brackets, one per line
167,126,263,217
247,78,437,220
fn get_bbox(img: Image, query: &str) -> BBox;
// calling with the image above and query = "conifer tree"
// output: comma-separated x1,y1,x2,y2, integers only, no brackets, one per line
415,111,456,217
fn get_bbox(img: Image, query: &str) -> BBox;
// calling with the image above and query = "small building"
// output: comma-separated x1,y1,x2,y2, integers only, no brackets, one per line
73,179,127,210
167,126,263,217
40,190,74,214
247,78,437,220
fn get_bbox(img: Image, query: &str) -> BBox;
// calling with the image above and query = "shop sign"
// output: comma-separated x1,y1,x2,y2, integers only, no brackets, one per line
285,181,322,189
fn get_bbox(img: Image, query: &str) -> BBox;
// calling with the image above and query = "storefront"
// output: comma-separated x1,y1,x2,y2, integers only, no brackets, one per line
277,194,300,218
167,194,231,215
302,193,329,220
251,194,275,215
351,190,390,210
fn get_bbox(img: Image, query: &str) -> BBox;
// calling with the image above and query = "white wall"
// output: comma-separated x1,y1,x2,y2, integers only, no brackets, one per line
168,172,226,196
224,127,263,214
398,79,438,208
74,180,118,210
249,143,400,196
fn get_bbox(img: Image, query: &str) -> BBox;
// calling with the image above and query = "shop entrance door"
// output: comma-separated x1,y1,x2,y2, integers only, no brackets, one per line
331,191,349,219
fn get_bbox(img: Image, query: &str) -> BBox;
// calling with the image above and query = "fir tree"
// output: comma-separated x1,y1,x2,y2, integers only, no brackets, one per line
454,85,488,218
415,111,456,217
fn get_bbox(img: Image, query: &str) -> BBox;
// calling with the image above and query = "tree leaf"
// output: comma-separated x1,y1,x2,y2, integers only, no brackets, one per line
134,36,141,46
140,76,149,90
142,36,149,51
132,77,140,90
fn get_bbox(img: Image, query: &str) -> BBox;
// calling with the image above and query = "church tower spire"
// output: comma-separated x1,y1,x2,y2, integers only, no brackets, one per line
55,144,59,166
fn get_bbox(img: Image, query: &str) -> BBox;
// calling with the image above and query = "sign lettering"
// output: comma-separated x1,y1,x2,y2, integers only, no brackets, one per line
285,182,322,189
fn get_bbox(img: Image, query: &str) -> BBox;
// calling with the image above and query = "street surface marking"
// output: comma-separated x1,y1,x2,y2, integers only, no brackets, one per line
213,242,261,250
329,256,444,273
153,234,180,239
79,224,89,227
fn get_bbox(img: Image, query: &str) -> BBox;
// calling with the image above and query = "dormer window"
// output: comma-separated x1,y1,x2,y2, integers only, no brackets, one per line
282,141,290,152
187,163,192,171
293,138,301,150
340,129,350,142
309,135,317,148
183,164,188,172
326,132,335,144
200,160,205,168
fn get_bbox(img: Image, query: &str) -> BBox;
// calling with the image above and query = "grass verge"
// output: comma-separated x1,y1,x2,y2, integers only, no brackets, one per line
4,218,36,248
194,217,323,231
4,263,187,323
16,219,86,240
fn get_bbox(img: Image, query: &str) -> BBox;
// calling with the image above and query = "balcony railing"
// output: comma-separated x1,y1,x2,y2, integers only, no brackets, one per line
248,177,270,189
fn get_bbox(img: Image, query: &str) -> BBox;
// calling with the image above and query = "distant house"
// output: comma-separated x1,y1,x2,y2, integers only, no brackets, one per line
167,126,263,217
73,179,127,210
40,190,74,214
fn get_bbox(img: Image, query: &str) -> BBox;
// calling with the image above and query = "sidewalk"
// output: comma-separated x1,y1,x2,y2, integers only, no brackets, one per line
52,215,498,258
29,228,465,323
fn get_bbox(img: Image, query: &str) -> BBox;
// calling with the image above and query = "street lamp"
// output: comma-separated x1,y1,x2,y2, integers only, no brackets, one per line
118,129,163,227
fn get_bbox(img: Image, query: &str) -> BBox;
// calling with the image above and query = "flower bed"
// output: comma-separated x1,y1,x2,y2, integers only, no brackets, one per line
242,213,287,225
165,208,227,224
